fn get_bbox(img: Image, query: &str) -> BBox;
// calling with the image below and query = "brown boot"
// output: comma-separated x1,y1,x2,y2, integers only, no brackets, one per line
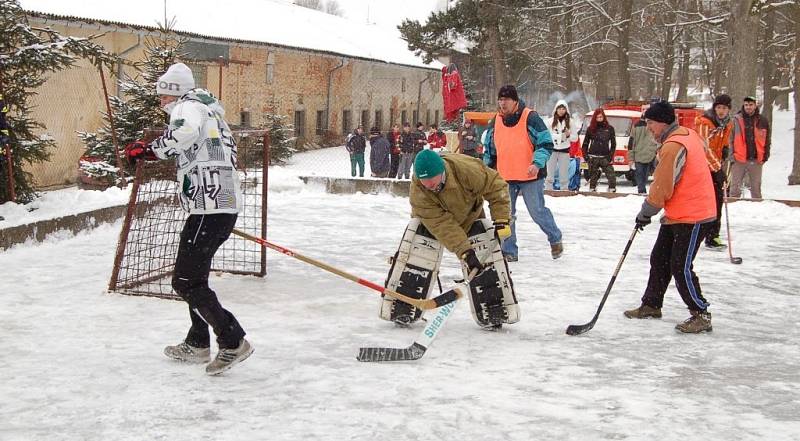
675,311,712,333
550,242,563,259
623,304,662,319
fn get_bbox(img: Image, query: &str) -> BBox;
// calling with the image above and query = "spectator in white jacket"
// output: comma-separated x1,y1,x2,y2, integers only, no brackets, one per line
545,100,576,191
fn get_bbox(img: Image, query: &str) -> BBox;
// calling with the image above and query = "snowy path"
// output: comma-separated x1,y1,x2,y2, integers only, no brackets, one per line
1,186,798,440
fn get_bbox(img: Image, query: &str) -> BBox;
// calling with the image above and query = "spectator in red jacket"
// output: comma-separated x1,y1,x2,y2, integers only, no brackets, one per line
427,124,447,151
387,124,402,178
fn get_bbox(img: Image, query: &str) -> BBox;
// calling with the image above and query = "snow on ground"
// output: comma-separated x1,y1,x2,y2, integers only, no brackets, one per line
1,101,799,440
2,172,799,440
0,185,130,228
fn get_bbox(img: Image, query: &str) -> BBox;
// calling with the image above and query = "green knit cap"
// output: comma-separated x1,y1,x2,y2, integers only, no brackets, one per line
414,150,445,178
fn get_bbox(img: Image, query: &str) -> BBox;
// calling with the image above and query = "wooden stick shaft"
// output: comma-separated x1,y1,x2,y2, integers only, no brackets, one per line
232,229,439,309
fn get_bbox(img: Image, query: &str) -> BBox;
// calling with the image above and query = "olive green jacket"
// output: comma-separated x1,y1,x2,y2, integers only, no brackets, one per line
410,153,510,256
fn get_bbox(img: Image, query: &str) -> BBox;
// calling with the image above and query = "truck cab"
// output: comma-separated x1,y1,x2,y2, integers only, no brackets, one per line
578,100,702,183
578,108,641,182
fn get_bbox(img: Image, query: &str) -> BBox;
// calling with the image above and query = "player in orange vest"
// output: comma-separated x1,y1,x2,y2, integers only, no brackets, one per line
624,101,717,334
482,85,563,261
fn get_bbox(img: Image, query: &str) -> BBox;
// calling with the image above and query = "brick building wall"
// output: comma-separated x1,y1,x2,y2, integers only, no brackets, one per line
24,15,441,188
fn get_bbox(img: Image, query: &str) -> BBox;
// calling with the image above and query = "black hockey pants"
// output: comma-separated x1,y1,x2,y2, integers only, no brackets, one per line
641,222,713,313
706,169,726,243
172,213,245,349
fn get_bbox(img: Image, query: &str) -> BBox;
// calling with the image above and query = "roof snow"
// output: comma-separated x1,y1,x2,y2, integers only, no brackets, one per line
20,0,442,70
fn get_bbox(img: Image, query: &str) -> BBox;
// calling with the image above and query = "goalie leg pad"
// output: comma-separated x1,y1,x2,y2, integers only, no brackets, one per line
462,219,520,328
380,219,444,325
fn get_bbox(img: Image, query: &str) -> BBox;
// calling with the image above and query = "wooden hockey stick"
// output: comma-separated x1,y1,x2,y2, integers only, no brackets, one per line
232,229,462,310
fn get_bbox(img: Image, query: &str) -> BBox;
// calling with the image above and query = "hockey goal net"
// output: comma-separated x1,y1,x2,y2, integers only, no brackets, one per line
108,128,269,299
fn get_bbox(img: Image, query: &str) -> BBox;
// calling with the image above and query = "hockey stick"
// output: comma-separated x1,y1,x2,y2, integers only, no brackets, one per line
722,162,743,264
357,268,478,362
356,291,461,362
232,229,461,310
566,227,639,336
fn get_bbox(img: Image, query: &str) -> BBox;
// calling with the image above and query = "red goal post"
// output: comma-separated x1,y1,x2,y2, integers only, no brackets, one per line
108,128,269,299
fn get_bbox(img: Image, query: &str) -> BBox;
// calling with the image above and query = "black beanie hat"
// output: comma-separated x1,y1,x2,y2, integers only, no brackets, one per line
712,94,732,108
643,101,676,124
498,85,519,101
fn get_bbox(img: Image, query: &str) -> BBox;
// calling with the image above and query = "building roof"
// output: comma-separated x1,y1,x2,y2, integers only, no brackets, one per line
20,0,442,71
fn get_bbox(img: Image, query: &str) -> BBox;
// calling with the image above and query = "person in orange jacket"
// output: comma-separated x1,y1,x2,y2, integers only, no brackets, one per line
695,94,733,250
728,96,771,199
624,101,717,334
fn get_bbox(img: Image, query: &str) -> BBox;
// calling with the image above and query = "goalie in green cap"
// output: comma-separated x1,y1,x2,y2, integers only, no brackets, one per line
379,149,520,330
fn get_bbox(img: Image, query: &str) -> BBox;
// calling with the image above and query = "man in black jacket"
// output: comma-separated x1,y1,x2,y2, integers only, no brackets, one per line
346,126,367,177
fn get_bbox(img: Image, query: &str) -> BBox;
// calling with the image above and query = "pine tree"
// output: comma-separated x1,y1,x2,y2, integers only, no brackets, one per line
264,112,296,165
77,34,184,185
0,0,115,203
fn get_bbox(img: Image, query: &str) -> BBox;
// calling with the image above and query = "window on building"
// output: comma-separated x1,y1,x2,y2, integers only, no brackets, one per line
412,110,419,126
316,110,325,135
401,78,407,93
342,109,351,135
374,110,383,131
401,110,407,125
240,111,251,127
435,110,440,125
426,109,431,126
294,110,306,139
266,53,275,84
188,63,207,89
361,110,369,129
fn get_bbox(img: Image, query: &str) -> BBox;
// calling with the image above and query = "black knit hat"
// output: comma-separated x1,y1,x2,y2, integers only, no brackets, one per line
643,101,676,124
498,85,519,101
712,94,732,108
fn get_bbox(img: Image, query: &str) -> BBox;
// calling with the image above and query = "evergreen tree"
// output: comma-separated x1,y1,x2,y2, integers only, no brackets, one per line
264,112,296,166
0,0,115,203
78,34,183,184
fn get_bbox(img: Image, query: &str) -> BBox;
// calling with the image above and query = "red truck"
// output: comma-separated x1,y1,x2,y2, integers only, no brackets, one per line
577,100,702,182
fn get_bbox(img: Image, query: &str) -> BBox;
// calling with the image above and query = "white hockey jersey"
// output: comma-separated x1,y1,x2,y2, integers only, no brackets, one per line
151,89,241,215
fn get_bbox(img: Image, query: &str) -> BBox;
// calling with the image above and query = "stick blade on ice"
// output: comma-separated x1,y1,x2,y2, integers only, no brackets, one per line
565,322,595,336
356,342,426,362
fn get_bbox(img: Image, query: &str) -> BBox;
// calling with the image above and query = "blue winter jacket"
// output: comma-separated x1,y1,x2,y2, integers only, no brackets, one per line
483,100,554,181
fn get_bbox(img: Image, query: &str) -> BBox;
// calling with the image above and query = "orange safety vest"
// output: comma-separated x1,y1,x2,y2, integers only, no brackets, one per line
663,130,716,223
493,107,535,181
732,114,767,163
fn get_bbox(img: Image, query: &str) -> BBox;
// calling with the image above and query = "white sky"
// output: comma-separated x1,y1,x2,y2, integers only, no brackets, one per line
272,0,444,29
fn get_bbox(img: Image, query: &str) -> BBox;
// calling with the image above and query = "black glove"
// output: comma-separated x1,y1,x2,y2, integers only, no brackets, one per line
461,249,483,275
635,212,652,231
721,146,731,162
